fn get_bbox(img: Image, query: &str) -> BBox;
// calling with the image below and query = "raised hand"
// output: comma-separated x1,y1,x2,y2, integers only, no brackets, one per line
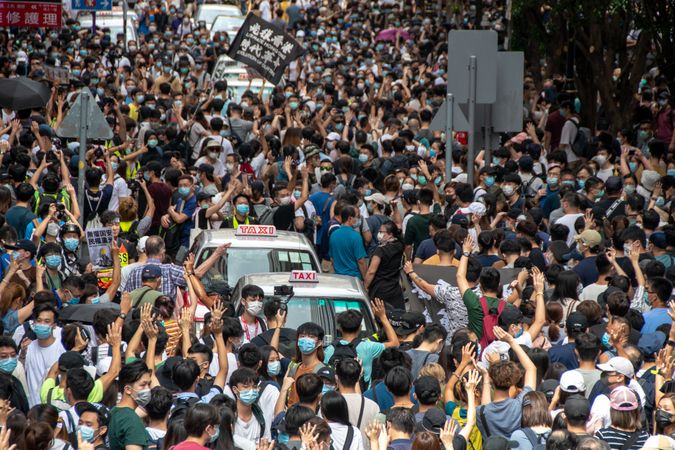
462,234,474,254
493,325,514,344
439,419,457,450
464,369,481,393
371,298,387,320
179,308,193,333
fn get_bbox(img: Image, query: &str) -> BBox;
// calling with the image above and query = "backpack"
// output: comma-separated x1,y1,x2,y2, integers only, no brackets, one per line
168,396,200,425
253,203,274,223
258,206,278,225
118,220,140,243
568,118,591,158
63,408,78,446
327,338,362,368
522,428,547,450
478,296,506,348
147,436,164,450
297,204,316,242
84,190,104,229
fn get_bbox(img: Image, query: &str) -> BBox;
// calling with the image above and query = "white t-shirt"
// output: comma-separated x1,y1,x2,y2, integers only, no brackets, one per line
596,167,614,182
328,422,365,450
555,213,584,246
195,156,227,178
235,410,271,441
225,383,279,437
209,352,238,383
560,119,579,163
581,283,608,302
101,174,131,212
25,336,66,406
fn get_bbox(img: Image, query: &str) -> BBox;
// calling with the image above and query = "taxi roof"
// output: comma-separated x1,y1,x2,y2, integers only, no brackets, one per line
194,229,315,250
240,272,366,299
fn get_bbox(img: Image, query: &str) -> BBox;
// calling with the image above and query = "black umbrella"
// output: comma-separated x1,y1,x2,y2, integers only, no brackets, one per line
0,77,51,110
58,303,120,324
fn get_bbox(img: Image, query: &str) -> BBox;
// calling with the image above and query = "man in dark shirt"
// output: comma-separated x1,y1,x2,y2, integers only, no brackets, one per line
82,157,114,229
545,107,565,151
143,161,172,235
595,176,626,220
573,230,602,287
549,312,588,370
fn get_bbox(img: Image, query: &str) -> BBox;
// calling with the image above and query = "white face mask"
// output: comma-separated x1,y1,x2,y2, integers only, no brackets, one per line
208,151,219,160
377,232,385,241
246,301,263,316
226,163,235,171
279,196,292,206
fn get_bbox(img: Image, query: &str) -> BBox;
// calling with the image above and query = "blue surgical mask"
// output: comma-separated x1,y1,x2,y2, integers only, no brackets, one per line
418,175,428,185
67,297,80,305
667,169,675,177
64,238,79,252
322,385,335,395
514,327,523,338
655,196,666,207
298,337,317,354
147,139,158,147
32,323,53,340
485,176,495,187
238,389,259,405
77,425,96,443
208,428,220,443
267,361,281,376
547,177,559,187
236,204,250,215
0,357,17,374
492,157,500,166
45,254,62,268
629,162,638,172
111,162,119,172
358,154,368,163
90,297,100,304
601,332,611,349
143,173,151,182
434,176,442,186
178,186,191,197
578,179,586,189
624,185,636,195
293,190,301,199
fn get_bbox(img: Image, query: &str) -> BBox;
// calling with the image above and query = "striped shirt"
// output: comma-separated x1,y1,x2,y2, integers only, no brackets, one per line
121,258,187,296
594,427,649,450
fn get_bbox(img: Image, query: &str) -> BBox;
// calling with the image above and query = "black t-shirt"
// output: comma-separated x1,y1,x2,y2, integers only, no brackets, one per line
596,196,626,219
251,328,298,359
272,204,295,231
529,247,547,271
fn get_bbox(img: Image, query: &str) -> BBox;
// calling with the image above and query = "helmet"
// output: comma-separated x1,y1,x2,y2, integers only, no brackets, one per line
60,223,80,237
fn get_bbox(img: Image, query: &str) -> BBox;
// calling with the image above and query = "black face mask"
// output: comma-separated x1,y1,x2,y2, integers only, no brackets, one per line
656,409,674,428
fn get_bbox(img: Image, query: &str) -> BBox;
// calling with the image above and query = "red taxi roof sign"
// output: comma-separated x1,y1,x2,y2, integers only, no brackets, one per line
289,270,318,283
235,225,277,237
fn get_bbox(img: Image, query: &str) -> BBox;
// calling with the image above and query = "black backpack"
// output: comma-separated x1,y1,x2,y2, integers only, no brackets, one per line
327,338,361,368
568,118,591,157
168,396,200,425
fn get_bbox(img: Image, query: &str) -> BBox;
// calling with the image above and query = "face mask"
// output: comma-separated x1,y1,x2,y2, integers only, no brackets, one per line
547,177,558,187
267,361,281,376
32,323,53,340
352,218,362,229
77,425,96,443
601,332,611,349
656,410,674,428
475,342,482,357
418,175,428,186
377,232,385,241
335,123,344,132
514,327,523,339
133,387,152,406
177,187,191,197
68,296,80,305
144,172,151,182
236,204,250,216
402,183,414,191
298,337,317,354
293,190,301,199
147,139,158,147
289,101,299,110
577,179,586,189
667,169,675,177
208,151,219,160
0,357,17,374
358,154,368,163
492,157,501,166
64,237,80,251
137,95,145,103
595,155,607,166
322,385,335,395
502,185,514,196
279,196,292,206
595,190,605,199
90,297,100,305
624,185,636,195
485,176,495,187
238,389,259,405
628,162,637,172
656,196,666,207
45,254,62,269
208,427,220,443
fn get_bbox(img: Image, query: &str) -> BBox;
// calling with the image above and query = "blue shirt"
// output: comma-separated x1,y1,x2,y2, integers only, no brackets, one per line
329,225,367,279
176,195,197,248
548,343,579,370
641,308,672,334
309,191,333,245
364,381,394,411
574,256,599,287
540,188,560,217
415,238,437,261
324,339,385,383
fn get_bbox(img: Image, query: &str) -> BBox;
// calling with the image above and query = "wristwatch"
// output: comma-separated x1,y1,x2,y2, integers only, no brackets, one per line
119,312,127,320
462,251,470,257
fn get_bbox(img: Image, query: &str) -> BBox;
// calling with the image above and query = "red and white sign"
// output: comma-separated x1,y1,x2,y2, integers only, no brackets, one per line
289,270,318,283
0,1,62,28
235,225,277,237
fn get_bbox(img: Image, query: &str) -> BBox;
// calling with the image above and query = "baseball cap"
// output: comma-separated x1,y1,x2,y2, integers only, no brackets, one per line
538,379,560,402
638,331,667,358
389,310,425,335
327,132,341,142
605,176,623,192
597,356,634,378
205,140,222,149
559,370,586,393
564,395,590,421
316,366,336,383
59,351,85,371
141,264,162,281
483,436,518,450
650,232,668,250
196,191,214,202
364,193,389,205
5,239,37,256
642,435,675,450
609,385,639,411
198,163,214,175
566,312,588,332
418,408,446,435
137,236,149,253
451,214,469,227
575,230,602,248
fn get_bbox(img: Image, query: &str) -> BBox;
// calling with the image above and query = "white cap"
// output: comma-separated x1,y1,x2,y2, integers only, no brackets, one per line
597,356,634,378
138,236,149,253
560,370,586,393
327,132,341,141
296,30,305,38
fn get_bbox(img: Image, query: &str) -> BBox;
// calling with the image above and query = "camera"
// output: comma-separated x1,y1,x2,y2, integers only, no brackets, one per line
94,148,104,158
55,202,67,221
127,179,140,192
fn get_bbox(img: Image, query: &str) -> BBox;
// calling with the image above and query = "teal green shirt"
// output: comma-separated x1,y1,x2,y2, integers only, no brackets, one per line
324,339,385,383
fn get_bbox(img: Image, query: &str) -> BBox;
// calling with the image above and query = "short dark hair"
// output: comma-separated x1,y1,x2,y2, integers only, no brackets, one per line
422,324,447,343
228,367,259,389
221,317,244,340
33,303,57,322
296,373,322,404
384,366,412,397
172,359,200,391
335,358,361,388
284,405,316,436
479,267,501,293
337,310,363,333
16,183,35,202
241,284,264,299
650,277,674,303
386,407,415,434
417,188,434,206
119,360,151,389
184,403,220,438
238,344,262,369
66,368,94,401
188,343,213,363
145,387,173,420
433,229,455,253
575,333,600,362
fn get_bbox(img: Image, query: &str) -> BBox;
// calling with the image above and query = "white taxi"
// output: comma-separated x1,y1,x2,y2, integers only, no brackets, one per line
230,270,377,340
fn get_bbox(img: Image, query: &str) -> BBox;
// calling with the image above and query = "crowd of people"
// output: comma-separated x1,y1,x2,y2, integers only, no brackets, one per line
0,0,674,450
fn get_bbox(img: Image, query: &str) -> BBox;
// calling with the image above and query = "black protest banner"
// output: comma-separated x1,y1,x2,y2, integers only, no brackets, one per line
227,13,305,85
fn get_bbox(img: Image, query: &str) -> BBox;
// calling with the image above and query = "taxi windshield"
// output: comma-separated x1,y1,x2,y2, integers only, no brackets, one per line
264,296,373,338
199,247,318,288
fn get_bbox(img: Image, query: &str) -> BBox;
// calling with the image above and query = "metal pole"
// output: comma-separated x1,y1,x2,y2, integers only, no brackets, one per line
122,0,128,50
467,56,477,186
77,89,90,228
444,93,454,182
484,104,491,166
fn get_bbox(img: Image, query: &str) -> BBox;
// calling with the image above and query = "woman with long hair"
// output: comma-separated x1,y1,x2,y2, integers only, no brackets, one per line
550,270,581,325
364,221,405,310
654,393,675,435
258,345,283,388
27,404,70,450
154,295,181,356
594,386,648,449
284,322,326,407
510,391,552,450
320,391,364,450
24,421,57,450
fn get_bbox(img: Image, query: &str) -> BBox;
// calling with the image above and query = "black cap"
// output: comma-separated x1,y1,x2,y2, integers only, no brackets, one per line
316,366,336,383
413,376,441,404
518,155,534,171
605,175,623,193
498,305,523,328
59,351,85,371
196,191,214,202
564,395,591,421
451,214,469,227
483,436,519,450
5,239,37,257
538,378,560,402
388,310,425,335
141,264,162,280
418,408,446,435
566,312,588,332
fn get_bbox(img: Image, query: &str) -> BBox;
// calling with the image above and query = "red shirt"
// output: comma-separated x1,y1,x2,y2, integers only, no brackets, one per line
173,441,210,450
545,110,565,150
147,181,172,226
